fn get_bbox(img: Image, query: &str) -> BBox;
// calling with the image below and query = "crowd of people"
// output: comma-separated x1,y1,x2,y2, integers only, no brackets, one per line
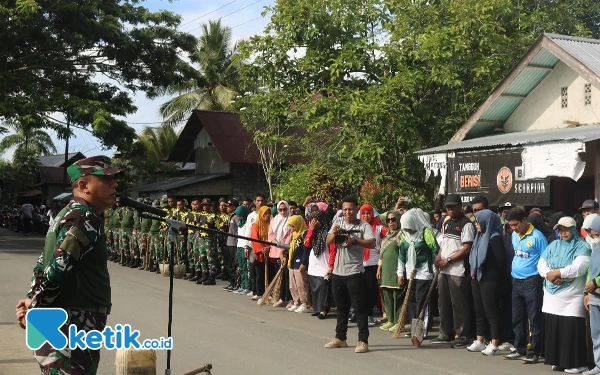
103,191,600,372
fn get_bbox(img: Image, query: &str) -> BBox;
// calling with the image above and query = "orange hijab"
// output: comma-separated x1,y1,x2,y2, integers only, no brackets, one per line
256,206,271,240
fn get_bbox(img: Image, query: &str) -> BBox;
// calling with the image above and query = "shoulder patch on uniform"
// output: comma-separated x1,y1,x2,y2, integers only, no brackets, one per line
68,226,90,247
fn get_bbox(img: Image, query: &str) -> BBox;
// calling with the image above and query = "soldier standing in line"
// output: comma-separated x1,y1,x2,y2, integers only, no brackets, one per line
197,198,217,285
129,197,143,268
149,199,165,274
105,204,114,261
119,202,135,267
15,155,122,374
138,197,153,270
111,197,123,263
186,199,205,282
174,198,190,278
216,198,230,280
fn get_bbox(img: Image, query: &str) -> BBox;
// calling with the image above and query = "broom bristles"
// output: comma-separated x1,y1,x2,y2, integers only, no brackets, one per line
393,270,416,338
258,266,284,306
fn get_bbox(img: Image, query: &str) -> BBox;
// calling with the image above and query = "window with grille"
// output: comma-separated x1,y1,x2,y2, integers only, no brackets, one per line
585,83,591,105
561,87,568,108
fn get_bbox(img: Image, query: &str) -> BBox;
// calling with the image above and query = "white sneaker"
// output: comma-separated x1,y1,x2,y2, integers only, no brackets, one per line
482,343,499,356
251,295,259,301
295,305,310,313
583,367,600,375
498,342,514,351
246,291,254,296
288,304,299,311
467,340,487,352
565,368,588,374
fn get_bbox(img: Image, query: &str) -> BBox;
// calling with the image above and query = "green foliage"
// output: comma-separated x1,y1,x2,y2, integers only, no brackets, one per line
138,125,180,161
0,0,198,149
159,19,240,126
112,157,179,196
240,0,599,206
0,121,56,156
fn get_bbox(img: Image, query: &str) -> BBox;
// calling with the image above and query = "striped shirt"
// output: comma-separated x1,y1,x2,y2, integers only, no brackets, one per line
439,214,475,277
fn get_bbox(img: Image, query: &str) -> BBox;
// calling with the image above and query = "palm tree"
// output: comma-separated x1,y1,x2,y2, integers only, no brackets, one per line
0,122,56,157
138,125,179,161
159,19,240,127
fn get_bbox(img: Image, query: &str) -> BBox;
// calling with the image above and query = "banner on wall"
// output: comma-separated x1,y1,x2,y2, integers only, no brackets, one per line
447,148,550,206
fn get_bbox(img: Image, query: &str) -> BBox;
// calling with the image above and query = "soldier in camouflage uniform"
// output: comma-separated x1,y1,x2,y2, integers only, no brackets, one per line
148,199,163,273
119,203,135,266
159,196,177,271
111,198,123,263
216,198,230,280
105,205,114,260
129,198,143,268
15,155,122,375
186,199,206,282
196,198,217,285
137,197,153,270
174,198,190,278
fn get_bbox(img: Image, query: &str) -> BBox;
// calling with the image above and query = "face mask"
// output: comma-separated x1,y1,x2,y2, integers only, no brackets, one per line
594,237,600,244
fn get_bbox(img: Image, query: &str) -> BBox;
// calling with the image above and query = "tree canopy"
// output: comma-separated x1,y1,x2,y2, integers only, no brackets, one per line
0,0,198,150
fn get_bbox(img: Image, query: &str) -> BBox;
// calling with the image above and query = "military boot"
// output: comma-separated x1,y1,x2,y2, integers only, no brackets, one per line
121,254,129,266
189,268,201,282
196,271,208,284
138,255,145,270
203,272,216,285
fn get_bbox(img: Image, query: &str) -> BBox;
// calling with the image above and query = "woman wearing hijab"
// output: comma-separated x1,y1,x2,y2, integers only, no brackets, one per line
307,209,335,319
234,206,251,294
377,211,404,332
269,201,293,308
583,214,600,370
584,215,600,375
538,217,591,373
251,206,272,303
397,208,439,337
360,204,386,326
466,209,506,355
287,215,311,313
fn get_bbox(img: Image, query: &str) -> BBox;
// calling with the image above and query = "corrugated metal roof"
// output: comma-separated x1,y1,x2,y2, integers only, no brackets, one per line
480,97,523,121
529,48,560,66
502,67,551,96
39,152,85,167
418,124,600,154
133,173,229,193
547,33,600,78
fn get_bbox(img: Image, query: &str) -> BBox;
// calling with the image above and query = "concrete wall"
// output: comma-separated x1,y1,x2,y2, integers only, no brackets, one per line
231,163,270,200
504,61,600,132
194,130,230,174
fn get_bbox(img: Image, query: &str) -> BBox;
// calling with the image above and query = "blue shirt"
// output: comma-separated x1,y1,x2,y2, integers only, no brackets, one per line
511,223,548,279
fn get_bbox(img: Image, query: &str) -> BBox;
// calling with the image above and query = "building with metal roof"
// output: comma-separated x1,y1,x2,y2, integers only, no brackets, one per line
39,152,85,167
418,33,600,213
135,110,272,199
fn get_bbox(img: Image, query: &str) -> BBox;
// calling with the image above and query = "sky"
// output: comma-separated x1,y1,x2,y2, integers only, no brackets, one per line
1,0,275,160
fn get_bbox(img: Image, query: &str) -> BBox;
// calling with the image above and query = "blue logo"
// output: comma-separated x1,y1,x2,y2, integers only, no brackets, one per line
26,308,173,350
26,308,68,350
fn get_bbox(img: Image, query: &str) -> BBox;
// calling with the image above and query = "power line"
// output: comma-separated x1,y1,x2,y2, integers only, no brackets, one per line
186,0,264,33
179,0,241,29
231,15,263,29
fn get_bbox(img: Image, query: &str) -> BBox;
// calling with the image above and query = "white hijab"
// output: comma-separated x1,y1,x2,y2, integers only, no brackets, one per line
272,200,291,242
400,208,432,269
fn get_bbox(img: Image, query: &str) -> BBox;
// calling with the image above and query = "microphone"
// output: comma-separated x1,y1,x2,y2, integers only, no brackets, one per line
119,196,166,218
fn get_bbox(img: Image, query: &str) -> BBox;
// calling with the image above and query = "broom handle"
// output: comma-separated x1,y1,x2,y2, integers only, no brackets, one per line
393,269,416,338
417,270,441,320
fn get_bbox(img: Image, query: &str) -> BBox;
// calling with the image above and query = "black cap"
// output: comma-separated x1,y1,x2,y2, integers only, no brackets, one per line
445,194,462,206
228,199,239,207
580,199,599,210
201,198,211,205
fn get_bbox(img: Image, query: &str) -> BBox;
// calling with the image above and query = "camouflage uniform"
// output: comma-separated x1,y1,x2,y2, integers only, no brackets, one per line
104,207,114,259
215,212,229,278
119,207,135,266
26,156,121,375
130,199,143,268
172,207,190,271
148,200,163,273
138,198,153,270
197,210,217,285
111,204,123,263
160,202,176,268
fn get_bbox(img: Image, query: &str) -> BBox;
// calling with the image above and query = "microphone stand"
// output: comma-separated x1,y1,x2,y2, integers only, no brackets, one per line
135,210,288,375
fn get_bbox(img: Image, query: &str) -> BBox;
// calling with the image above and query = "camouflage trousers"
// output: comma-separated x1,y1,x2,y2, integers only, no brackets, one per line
119,230,132,264
105,229,113,253
188,232,199,269
196,236,216,274
150,233,163,263
34,308,107,375
137,232,150,268
130,229,141,258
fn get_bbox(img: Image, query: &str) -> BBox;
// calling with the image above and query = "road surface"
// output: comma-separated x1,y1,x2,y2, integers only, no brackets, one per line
0,228,552,375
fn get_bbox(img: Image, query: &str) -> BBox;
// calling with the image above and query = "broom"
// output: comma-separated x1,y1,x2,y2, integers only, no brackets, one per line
392,269,416,338
411,270,441,347
258,264,285,306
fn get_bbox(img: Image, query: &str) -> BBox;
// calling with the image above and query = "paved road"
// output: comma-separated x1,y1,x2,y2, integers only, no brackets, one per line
0,228,552,375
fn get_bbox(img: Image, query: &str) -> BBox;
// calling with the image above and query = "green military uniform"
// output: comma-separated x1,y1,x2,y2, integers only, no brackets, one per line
130,199,143,268
149,200,163,273
138,198,153,270
110,203,123,263
105,207,114,259
172,207,190,273
119,207,135,266
197,210,217,285
215,212,229,279
26,155,121,375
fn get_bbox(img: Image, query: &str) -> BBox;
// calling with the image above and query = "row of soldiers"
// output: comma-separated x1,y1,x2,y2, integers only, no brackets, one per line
103,195,230,285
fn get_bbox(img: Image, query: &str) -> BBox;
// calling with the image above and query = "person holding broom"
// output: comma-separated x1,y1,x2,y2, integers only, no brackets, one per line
324,196,375,354
377,210,404,332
